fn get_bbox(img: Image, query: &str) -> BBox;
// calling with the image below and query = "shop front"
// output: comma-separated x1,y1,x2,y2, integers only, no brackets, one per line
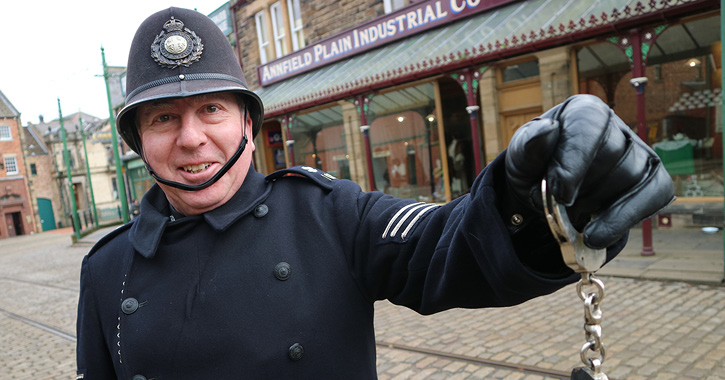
248,0,721,217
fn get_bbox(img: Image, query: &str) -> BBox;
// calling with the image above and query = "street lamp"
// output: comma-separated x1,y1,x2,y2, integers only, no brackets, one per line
79,118,99,229
101,46,130,224
57,98,81,241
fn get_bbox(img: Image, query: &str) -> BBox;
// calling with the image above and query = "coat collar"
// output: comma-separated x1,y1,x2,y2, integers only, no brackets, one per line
129,165,272,259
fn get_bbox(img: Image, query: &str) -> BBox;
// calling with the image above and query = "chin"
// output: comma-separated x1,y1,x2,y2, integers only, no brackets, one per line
164,179,234,215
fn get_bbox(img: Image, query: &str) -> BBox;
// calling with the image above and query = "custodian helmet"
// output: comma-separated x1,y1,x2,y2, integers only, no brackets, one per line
116,6,264,155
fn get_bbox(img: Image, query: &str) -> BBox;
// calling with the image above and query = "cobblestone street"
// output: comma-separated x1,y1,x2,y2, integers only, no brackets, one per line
1,229,724,379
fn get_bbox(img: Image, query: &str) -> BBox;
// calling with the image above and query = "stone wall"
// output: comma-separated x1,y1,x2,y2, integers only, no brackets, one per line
234,0,385,91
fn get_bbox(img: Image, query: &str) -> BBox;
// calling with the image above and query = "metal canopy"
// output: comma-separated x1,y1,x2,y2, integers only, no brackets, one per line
256,0,715,118
578,14,720,77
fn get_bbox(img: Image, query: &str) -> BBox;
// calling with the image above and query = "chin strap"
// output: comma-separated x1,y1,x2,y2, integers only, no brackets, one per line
143,107,250,192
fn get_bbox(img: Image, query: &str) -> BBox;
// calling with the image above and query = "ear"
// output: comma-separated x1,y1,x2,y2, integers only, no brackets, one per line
246,113,256,152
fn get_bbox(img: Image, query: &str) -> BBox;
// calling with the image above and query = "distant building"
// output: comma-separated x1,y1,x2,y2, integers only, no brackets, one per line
0,89,36,238
30,112,123,231
22,121,62,232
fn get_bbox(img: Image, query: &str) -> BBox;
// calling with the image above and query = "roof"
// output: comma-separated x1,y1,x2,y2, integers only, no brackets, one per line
37,111,106,138
23,124,50,155
0,88,20,118
256,0,718,118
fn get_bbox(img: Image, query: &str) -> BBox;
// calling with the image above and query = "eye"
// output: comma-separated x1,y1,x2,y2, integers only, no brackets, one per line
156,114,171,122
205,105,220,113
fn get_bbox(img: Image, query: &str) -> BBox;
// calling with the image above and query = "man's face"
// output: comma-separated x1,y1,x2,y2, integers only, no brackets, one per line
137,92,255,215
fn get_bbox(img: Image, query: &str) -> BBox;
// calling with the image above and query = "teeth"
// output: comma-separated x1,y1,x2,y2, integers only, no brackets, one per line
183,163,211,174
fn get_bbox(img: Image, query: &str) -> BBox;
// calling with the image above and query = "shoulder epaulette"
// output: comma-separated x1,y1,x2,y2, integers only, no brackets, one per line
265,165,337,191
87,222,134,257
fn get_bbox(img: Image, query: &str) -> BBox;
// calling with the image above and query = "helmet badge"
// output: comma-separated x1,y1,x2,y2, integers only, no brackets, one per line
151,16,203,69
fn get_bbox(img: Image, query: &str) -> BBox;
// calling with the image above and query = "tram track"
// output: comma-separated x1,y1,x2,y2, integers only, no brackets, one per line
2,302,570,379
0,306,76,342
0,274,568,378
376,341,570,379
0,276,79,292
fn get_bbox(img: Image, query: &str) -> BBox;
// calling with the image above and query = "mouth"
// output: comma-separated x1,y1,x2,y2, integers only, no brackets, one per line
182,163,212,174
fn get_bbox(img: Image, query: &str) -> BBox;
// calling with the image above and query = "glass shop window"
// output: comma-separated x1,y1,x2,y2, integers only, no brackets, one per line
368,82,444,202
577,15,722,200
291,105,350,180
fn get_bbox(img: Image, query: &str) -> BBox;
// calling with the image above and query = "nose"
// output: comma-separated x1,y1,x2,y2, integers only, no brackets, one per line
176,113,208,149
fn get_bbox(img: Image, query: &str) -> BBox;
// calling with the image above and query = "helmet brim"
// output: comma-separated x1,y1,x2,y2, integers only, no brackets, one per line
116,77,264,154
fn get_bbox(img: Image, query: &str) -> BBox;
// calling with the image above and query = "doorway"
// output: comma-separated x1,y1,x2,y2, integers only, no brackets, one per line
38,198,57,231
4,212,25,237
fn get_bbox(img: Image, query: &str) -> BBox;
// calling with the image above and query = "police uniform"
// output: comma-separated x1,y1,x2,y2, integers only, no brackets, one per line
77,156,625,379
77,6,673,380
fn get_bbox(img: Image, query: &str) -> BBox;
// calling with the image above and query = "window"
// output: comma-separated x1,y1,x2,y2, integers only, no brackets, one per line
368,82,445,202
0,125,11,141
384,0,408,13
502,60,540,82
255,11,271,64
4,155,18,175
30,163,37,176
270,2,289,58
255,1,306,63
287,0,305,51
112,177,119,200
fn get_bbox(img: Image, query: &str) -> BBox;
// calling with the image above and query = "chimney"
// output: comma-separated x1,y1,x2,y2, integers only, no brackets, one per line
39,115,44,123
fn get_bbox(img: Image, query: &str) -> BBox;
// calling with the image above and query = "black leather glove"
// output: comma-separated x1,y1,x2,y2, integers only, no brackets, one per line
505,94,675,249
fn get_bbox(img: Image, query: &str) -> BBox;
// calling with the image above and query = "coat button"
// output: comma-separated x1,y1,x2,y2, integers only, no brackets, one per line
288,343,304,361
132,375,147,380
254,204,269,218
274,262,291,281
121,298,139,315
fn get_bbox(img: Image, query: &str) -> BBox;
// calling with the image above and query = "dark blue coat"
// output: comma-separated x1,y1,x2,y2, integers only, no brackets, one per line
76,155,623,379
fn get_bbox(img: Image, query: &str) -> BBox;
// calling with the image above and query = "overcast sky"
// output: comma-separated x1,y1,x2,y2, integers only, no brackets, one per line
0,1,225,125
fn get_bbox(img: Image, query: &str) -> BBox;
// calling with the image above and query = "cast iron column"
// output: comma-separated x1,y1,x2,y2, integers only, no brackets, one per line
452,67,487,174
281,115,296,166
609,26,667,256
630,30,655,256
355,95,376,191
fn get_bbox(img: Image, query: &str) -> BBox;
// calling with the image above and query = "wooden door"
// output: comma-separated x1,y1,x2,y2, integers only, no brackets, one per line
5,213,16,237
501,110,543,147
38,198,57,231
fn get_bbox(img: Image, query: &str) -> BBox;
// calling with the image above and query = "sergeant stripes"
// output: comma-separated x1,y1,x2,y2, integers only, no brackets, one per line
382,202,441,240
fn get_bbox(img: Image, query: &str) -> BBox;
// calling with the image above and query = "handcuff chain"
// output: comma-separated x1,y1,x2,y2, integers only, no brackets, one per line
578,272,607,374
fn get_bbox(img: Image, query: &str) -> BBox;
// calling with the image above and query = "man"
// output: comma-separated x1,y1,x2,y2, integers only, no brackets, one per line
76,7,674,379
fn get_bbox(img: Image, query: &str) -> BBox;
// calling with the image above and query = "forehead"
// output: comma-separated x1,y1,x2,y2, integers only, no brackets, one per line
138,92,240,113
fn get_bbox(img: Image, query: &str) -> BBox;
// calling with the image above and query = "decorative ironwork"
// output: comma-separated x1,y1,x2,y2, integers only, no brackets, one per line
265,0,701,114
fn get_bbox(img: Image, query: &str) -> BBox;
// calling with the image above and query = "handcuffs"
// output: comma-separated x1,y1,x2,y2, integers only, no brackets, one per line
542,179,610,380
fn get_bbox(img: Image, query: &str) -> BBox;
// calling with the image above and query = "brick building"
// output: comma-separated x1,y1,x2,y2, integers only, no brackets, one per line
225,0,721,228
22,121,62,232
30,112,124,231
0,89,36,238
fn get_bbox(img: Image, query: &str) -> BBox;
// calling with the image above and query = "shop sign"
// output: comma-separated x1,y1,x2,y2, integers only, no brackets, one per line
92,131,113,144
257,0,518,86
209,3,233,37
373,149,391,158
